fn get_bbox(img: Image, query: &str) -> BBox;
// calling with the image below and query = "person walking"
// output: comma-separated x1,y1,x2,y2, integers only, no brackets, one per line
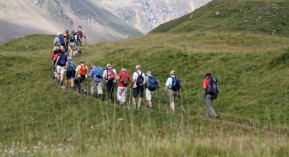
132,65,146,110
116,68,131,106
75,60,88,94
203,73,219,118
89,64,104,99
145,71,159,111
65,56,76,89
55,50,67,86
102,64,118,103
163,70,180,114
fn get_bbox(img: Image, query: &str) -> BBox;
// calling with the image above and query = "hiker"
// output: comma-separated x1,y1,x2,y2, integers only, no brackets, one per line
102,64,118,103
203,73,219,118
65,56,76,89
69,30,79,57
89,64,104,99
164,70,181,114
55,50,67,86
132,65,146,110
76,25,86,47
75,60,89,94
51,45,62,79
145,71,159,111
63,30,70,52
116,68,131,106
54,32,65,48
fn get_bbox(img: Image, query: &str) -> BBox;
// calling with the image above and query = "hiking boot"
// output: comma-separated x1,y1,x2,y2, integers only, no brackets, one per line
98,94,104,100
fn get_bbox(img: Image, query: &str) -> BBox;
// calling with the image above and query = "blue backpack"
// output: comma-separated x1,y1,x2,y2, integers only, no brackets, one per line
58,34,65,45
171,77,181,91
207,77,219,99
94,66,104,78
67,61,75,72
146,76,158,91
58,54,67,66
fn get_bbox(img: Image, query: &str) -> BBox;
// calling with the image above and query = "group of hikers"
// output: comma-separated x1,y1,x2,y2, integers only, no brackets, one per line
50,27,219,117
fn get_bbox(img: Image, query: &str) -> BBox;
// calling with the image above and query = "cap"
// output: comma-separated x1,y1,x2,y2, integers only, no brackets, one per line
136,65,141,69
107,64,112,68
146,71,152,76
57,32,61,36
170,70,175,76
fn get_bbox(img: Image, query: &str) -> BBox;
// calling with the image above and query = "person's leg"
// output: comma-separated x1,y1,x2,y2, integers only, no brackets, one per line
117,87,122,102
121,87,128,105
97,81,103,100
83,77,87,94
168,89,175,113
205,94,217,118
91,81,97,97
138,87,144,110
132,88,138,109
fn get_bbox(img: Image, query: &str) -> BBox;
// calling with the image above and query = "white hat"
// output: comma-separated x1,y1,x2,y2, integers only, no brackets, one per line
136,65,141,69
57,32,61,36
146,71,152,76
107,64,112,68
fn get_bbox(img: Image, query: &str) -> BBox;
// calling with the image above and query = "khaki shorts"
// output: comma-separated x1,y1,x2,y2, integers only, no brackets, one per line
146,88,155,101
168,89,178,102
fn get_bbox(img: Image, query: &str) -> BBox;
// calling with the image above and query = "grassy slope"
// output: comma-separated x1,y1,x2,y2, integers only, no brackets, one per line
1,0,289,156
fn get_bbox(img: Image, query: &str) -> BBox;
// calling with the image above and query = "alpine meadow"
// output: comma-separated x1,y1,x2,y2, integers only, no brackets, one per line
1,0,289,156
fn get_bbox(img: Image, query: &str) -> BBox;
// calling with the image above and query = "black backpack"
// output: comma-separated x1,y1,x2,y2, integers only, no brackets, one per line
207,77,219,99
136,72,144,87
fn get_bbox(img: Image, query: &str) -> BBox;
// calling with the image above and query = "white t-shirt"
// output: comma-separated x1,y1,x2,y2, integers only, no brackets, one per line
165,76,175,89
132,71,146,88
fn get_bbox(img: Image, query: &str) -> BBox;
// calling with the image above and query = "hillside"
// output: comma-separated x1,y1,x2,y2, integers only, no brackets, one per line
1,0,289,156
151,0,289,35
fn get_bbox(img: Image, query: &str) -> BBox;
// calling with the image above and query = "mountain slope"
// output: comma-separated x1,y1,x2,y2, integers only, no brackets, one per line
151,0,289,36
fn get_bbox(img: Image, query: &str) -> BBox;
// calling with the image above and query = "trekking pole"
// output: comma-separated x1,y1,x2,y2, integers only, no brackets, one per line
108,82,115,104
178,89,186,114
162,92,168,114
157,87,160,113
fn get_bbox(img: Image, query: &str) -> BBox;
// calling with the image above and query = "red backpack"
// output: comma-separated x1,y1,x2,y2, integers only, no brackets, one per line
79,65,87,76
77,29,83,38
107,69,115,80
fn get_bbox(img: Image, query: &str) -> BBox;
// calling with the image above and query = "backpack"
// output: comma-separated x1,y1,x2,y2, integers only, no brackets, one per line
67,61,75,72
58,54,67,66
79,65,87,76
58,34,65,45
171,77,181,91
121,72,130,85
77,29,83,39
106,69,115,81
94,66,104,78
136,72,144,87
146,76,158,91
70,34,75,42
207,77,219,99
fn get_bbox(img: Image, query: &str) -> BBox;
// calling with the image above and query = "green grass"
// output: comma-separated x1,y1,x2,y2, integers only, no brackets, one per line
1,0,289,156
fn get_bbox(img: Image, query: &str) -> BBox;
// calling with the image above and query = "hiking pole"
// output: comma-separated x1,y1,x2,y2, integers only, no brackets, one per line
108,82,115,104
157,87,160,113
162,92,168,114
178,89,186,114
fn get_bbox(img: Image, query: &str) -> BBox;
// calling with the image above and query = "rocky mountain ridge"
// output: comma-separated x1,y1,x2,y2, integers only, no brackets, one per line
0,0,211,43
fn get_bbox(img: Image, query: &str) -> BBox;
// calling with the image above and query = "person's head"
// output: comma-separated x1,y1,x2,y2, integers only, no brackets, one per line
205,73,211,79
80,60,85,65
136,65,141,71
65,30,69,34
121,68,126,72
91,63,95,68
57,32,61,36
67,56,72,60
107,64,112,69
78,25,82,29
71,30,75,35
170,70,176,76
146,71,152,76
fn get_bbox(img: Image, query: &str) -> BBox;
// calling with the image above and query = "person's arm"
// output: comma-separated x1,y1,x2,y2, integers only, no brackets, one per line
163,78,170,94
55,56,60,66
65,61,68,69
75,66,79,79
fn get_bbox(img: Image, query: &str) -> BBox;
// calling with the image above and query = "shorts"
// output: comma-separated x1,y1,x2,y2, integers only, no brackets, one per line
133,87,144,98
168,89,178,103
145,88,154,101
66,71,75,79
56,65,65,74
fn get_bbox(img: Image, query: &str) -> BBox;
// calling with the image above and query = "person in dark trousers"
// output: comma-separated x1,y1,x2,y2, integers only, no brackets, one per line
102,64,118,103
203,73,218,118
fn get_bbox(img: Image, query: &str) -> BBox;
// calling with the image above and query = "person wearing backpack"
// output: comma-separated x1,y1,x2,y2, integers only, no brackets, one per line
75,60,89,94
89,64,104,99
102,64,118,103
55,51,67,86
132,65,146,110
63,30,70,53
163,70,181,114
145,71,159,111
203,73,219,118
116,68,131,106
65,56,76,89
76,25,86,46
69,30,78,57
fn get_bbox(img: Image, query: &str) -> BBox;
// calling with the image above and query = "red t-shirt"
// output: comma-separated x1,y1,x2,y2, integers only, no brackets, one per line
118,72,131,87
203,79,209,91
